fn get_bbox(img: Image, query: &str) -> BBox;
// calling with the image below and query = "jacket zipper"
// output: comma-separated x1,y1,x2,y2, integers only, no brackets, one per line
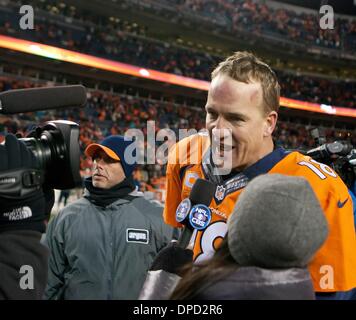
110,207,114,299
107,207,114,300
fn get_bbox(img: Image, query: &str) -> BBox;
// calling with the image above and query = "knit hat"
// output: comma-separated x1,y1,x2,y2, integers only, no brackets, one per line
227,174,329,268
85,135,137,177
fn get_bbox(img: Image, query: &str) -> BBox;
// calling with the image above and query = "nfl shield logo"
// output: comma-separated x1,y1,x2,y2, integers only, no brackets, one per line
215,185,226,201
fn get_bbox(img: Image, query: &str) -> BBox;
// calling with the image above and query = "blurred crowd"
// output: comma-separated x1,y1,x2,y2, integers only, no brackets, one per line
0,0,355,108
137,0,356,51
1,77,355,202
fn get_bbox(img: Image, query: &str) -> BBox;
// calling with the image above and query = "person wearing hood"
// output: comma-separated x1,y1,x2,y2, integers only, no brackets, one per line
0,134,54,299
44,135,175,300
170,174,329,300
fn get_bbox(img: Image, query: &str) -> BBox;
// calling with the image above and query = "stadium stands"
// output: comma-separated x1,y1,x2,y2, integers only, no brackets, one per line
0,0,355,200
130,0,356,52
0,0,355,108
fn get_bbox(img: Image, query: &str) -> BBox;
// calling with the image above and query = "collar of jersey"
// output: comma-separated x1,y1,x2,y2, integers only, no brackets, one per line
243,147,290,180
201,146,290,183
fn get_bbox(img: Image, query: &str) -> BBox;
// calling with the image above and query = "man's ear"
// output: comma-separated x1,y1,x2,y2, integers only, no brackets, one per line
264,111,278,137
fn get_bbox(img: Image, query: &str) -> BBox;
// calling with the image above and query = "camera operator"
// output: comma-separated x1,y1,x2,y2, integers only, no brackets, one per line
0,134,54,299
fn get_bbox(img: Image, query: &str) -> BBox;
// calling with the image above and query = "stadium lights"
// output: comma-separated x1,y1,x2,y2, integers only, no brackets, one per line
0,34,355,119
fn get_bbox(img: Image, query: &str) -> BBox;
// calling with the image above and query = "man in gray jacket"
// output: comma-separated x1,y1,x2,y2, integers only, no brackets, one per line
44,135,175,299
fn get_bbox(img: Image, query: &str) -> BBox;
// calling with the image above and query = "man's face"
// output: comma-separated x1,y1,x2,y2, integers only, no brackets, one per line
91,150,125,189
205,74,276,172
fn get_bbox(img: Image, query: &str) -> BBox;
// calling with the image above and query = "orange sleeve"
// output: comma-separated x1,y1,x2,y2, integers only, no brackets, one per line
273,152,356,292
308,179,356,292
163,162,184,228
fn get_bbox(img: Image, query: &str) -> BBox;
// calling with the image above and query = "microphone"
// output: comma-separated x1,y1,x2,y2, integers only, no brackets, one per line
0,85,87,114
138,179,215,300
175,178,216,248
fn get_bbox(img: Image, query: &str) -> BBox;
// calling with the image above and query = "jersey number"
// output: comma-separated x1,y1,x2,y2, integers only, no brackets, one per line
194,221,227,264
298,159,337,180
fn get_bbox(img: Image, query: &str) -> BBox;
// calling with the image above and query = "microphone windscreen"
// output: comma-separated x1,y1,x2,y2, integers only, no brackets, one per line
189,178,216,206
0,85,87,114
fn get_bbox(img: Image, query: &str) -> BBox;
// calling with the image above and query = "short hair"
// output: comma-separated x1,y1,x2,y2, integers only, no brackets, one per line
212,51,280,114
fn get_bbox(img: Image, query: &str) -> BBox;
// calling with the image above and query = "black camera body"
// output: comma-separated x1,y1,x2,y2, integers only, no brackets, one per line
20,120,82,189
0,85,86,195
306,129,356,190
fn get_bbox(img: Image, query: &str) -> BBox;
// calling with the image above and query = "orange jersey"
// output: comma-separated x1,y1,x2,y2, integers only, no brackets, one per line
163,134,356,292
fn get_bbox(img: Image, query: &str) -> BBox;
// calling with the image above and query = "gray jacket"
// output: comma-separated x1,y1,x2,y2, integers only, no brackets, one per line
44,193,174,300
191,267,315,300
